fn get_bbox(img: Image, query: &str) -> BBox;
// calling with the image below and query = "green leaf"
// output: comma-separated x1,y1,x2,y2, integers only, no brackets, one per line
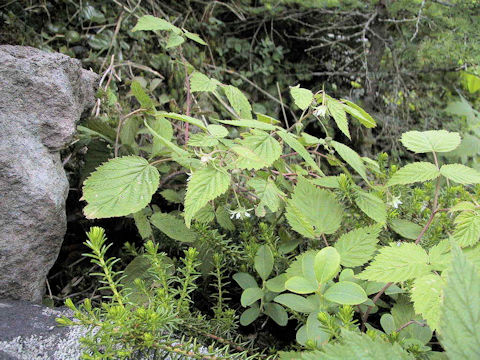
149,116,173,156
274,293,316,313
248,177,284,213
82,156,160,219
207,124,228,138
391,302,432,344
440,164,480,184
264,303,288,326
324,281,368,305
133,209,153,240
354,189,386,223
184,166,231,227
314,247,340,284
215,206,235,231
290,85,313,110
157,112,207,130
327,98,350,139
241,287,263,307
390,219,422,240
312,176,340,189
240,305,260,326
266,274,287,293
357,243,430,282
278,131,325,176
255,245,274,280
190,72,219,93
341,99,376,128
132,15,181,33
285,276,318,294
319,330,414,360
440,246,480,358
334,226,380,267
387,162,440,186
218,119,276,131
150,212,196,242
188,133,218,147
411,274,445,331
131,81,154,109
223,85,252,119
165,32,185,48
183,30,207,45
401,130,461,153
233,272,258,290
144,120,188,156
285,177,343,238
160,189,184,204
240,130,282,168
331,141,367,181
452,211,480,247
231,145,266,170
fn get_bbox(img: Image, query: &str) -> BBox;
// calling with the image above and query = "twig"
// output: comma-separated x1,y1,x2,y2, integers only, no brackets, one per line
410,0,425,41
276,82,289,128
395,320,426,333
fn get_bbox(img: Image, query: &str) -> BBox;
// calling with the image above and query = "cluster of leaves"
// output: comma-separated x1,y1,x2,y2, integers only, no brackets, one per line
56,14,480,360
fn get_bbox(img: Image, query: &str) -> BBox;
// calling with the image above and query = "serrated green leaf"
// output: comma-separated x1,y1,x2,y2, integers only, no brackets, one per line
188,133,219,147
240,130,282,167
440,164,480,184
354,189,386,223
286,177,343,238
132,15,181,33
274,293,316,313
264,303,288,326
183,30,207,45
215,206,235,231
184,166,231,227
160,189,184,204
218,119,277,131
334,226,380,267
144,120,188,156
327,98,350,139
401,130,461,153
324,281,368,305
195,203,215,223
131,81,154,109
314,247,340,284
312,176,340,189
331,141,367,181
207,124,228,138
233,272,258,290
341,99,376,128
387,162,440,186
248,177,284,213
157,112,207,130
133,209,153,240
391,302,432,344
411,274,444,330
290,85,313,110
357,243,430,282
440,247,480,358
82,156,160,219
452,211,480,247
231,145,266,170
224,85,252,119
255,245,274,280
150,212,196,242
390,219,422,240
165,32,185,48
278,131,324,176
241,287,263,307
190,72,219,93
149,116,173,156
240,305,260,326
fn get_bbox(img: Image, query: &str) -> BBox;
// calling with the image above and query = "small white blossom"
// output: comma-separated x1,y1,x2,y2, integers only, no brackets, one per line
200,154,213,163
228,207,253,220
313,105,328,117
390,196,402,209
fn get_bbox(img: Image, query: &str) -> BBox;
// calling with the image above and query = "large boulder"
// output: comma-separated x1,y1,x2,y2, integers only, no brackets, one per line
0,46,97,302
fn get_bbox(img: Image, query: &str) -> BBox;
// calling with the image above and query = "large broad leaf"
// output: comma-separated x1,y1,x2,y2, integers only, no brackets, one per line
231,145,266,170
331,141,367,181
184,166,230,227
240,305,260,326
387,162,440,186
165,32,185,48
133,209,153,240
357,243,430,282
354,189,386,223
401,130,461,153
131,81,154,109
290,85,313,111
285,276,318,294
150,212,196,243
274,293,316,313
264,303,289,326
411,274,445,331
240,130,282,168
452,211,480,247
317,330,414,360
278,131,324,176
224,85,252,119
390,219,422,240
248,177,284,213
132,15,181,34
285,177,343,238
241,287,263,307
341,99,376,128
440,164,480,184
391,302,433,344
334,226,380,267
327,98,350,139
82,156,159,219
233,272,258,290
255,245,274,280
190,72,219,92
440,247,480,358
324,281,368,305
314,247,340,284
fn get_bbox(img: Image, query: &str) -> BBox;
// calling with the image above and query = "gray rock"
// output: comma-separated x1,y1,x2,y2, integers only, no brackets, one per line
0,46,97,302
0,299,87,360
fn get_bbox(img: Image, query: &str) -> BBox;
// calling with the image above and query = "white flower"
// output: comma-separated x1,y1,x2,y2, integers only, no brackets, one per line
228,207,253,220
390,196,402,209
200,154,213,163
313,105,328,117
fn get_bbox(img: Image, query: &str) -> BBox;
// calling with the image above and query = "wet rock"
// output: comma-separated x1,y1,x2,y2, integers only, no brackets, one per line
0,46,97,302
